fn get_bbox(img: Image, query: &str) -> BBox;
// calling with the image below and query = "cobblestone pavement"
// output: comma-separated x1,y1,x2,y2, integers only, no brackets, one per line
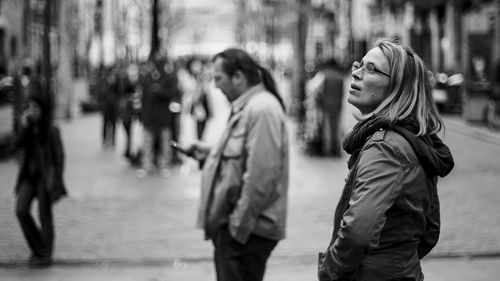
1,87,500,273
1,111,500,266
2,256,500,281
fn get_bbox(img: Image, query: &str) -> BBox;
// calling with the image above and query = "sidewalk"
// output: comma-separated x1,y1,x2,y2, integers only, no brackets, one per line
1,255,500,281
1,106,500,280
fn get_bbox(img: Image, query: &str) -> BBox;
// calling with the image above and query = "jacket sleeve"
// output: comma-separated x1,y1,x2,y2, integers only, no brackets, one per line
418,180,440,259
228,104,285,244
52,127,65,180
50,127,67,202
319,140,404,280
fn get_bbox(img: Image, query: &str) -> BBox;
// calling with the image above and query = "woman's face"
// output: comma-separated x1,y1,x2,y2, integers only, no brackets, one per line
348,47,391,115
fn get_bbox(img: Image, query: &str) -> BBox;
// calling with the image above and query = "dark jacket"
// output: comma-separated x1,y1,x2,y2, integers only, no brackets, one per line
140,65,180,131
318,128,453,281
14,126,67,202
320,68,344,114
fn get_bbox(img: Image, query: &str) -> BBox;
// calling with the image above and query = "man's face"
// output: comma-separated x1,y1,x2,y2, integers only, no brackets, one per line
213,57,239,102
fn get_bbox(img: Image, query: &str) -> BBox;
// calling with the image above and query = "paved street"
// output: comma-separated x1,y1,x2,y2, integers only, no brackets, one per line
1,87,500,280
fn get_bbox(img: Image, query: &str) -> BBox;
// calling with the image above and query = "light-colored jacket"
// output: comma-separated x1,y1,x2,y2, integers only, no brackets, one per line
197,84,289,244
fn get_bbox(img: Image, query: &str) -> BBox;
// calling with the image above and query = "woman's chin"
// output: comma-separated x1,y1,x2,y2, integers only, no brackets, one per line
346,97,359,110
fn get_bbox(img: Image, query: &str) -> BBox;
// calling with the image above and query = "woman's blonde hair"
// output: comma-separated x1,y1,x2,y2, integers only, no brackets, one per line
372,39,443,135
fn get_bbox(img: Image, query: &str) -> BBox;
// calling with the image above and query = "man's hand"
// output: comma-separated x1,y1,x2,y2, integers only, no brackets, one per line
186,141,212,162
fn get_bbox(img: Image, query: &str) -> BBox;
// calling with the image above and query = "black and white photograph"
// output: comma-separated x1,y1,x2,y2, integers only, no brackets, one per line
1,0,500,280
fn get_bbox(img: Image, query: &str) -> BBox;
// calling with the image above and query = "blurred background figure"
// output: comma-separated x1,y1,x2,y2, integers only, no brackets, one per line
14,61,35,137
13,71,67,267
117,63,140,162
98,66,120,149
136,55,181,178
318,58,345,157
185,56,213,141
304,58,345,157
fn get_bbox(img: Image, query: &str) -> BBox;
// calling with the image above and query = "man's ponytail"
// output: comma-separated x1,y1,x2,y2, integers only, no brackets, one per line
258,65,286,111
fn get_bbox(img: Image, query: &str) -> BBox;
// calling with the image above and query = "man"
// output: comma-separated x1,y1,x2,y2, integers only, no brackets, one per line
188,48,289,281
136,55,180,177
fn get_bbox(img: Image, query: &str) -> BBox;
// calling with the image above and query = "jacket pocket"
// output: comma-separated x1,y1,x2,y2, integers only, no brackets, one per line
222,132,244,159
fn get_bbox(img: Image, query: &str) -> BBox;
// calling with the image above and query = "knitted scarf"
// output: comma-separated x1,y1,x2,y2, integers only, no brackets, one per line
342,114,454,178
342,114,390,169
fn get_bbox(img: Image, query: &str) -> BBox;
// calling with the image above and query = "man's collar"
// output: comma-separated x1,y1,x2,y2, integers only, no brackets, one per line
231,84,264,114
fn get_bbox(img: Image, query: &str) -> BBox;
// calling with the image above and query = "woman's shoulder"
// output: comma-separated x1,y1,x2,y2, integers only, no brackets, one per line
365,129,418,164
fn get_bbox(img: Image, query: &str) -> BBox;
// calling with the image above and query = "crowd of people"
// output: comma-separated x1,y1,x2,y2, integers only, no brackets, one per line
10,40,456,281
93,54,216,178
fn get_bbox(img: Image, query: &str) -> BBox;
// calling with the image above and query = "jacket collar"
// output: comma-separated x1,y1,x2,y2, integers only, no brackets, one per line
230,84,264,116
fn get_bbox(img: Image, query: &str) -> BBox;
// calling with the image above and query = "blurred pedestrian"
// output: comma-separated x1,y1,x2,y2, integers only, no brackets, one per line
13,75,67,266
188,48,289,281
14,61,34,136
304,66,325,154
98,66,120,148
318,39,454,280
318,58,345,157
304,58,345,157
118,63,139,161
136,55,181,177
186,57,213,140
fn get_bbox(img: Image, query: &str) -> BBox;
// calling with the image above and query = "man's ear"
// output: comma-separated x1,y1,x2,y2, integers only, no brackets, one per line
232,70,245,85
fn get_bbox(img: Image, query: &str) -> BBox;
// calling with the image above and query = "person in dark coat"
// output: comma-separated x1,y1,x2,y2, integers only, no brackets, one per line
13,63,33,136
117,64,138,161
319,58,345,157
99,66,120,148
136,56,181,177
13,76,67,266
318,39,454,281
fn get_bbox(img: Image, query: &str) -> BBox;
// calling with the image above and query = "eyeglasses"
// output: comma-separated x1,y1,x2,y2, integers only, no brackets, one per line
351,61,390,77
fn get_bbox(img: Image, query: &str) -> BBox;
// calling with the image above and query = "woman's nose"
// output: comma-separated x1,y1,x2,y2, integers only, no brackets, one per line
352,69,362,80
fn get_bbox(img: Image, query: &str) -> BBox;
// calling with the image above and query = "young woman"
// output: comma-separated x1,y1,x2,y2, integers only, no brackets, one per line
14,77,67,266
318,40,454,280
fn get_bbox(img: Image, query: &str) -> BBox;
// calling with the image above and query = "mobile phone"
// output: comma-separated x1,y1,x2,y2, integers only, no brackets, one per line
170,141,194,157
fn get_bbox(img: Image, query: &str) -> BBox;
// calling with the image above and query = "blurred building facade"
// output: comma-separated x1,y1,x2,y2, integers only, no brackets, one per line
341,0,500,119
302,0,499,76
233,0,500,121
170,0,235,57
0,0,24,73
0,0,60,74
233,0,295,66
